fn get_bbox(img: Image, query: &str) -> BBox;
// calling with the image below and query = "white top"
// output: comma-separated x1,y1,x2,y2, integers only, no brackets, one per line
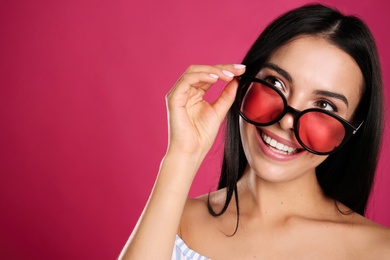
172,235,210,260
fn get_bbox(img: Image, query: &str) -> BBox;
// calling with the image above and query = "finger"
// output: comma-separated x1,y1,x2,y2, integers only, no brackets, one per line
211,78,239,123
167,64,246,109
173,71,219,92
185,64,246,81
185,64,246,73
167,72,219,107
180,64,246,92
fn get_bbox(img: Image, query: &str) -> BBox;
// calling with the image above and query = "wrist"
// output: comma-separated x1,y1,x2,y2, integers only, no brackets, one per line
164,146,207,165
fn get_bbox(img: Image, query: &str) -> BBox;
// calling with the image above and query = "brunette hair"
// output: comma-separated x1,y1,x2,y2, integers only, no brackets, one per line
208,3,384,233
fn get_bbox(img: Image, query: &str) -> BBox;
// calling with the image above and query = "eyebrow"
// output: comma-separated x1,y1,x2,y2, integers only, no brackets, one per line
263,63,293,83
314,90,349,107
263,62,349,107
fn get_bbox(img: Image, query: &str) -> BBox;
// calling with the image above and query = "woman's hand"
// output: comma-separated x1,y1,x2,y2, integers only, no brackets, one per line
165,64,246,159
119,64,246,260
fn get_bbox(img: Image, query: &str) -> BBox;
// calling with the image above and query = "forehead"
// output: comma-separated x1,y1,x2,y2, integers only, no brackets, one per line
266,36,363,111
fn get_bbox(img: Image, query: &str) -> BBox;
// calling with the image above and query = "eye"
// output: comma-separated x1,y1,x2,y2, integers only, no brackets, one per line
314,100,338,112
264,76,285,91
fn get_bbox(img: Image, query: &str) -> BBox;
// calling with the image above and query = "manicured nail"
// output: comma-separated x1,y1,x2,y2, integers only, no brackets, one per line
209,73,219,79
222,70,234,78
233,64,246,69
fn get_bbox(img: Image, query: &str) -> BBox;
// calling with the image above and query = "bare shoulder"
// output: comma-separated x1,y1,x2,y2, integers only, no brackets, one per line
178,188,231,237
348,213,390,258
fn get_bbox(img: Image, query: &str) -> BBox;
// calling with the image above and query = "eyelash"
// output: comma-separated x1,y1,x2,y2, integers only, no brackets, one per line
314,99,338,112
263,75,339,112
263,76,285,91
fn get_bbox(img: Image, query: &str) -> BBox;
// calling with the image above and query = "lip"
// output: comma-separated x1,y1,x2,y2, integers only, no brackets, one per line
261,129,301,149
256,128,304,162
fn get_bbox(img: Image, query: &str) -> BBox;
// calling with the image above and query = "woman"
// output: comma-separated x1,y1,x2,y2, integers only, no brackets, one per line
120,4,390,259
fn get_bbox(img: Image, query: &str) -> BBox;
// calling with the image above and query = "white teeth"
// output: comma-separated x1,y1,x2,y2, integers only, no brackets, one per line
261,132,297,155
276,143,284,150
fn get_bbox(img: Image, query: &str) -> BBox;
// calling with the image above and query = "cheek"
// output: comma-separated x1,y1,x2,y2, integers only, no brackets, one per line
240,117,250,153
239,118,329,172
239,119,256,161
239,118,249,152
309,153,329,170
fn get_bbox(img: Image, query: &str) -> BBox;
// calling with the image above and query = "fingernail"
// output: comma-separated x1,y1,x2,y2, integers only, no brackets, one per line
233,64,246,69
222,70,234,78
209,73,219,79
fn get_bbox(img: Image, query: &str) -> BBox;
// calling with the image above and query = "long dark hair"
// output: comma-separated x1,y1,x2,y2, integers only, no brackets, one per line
208,4,384,233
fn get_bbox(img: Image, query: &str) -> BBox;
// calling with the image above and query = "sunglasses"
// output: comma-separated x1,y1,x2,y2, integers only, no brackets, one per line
237,75,363,155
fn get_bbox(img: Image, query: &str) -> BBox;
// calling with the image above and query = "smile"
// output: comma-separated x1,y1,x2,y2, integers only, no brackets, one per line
261,132,299,155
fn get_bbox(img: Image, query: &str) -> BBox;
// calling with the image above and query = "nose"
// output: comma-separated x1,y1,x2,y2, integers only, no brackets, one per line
278,112,294,131
278,106,300,131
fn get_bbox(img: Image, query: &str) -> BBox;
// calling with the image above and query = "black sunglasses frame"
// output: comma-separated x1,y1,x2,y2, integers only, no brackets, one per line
236,74,363,155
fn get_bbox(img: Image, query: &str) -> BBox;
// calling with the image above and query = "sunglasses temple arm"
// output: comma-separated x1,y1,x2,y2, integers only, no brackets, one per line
353,121,364,134
235,75,251,84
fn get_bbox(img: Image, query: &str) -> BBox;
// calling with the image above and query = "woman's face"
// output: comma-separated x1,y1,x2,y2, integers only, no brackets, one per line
240,36,363,182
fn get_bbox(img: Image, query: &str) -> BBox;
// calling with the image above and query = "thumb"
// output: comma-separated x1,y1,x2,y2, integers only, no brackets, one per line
211,79,239,123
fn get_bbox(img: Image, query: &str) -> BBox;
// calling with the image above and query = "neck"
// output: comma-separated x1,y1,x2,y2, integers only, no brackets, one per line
236,165,334,222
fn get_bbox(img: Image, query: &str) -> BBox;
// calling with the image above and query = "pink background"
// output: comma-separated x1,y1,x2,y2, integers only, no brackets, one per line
1,0,389,259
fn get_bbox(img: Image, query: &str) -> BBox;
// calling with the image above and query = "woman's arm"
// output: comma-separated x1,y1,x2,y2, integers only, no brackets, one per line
119,64,246,259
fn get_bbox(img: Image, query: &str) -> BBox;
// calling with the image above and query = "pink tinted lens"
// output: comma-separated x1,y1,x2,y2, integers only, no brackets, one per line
298,112,345,153
240,82,284,124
